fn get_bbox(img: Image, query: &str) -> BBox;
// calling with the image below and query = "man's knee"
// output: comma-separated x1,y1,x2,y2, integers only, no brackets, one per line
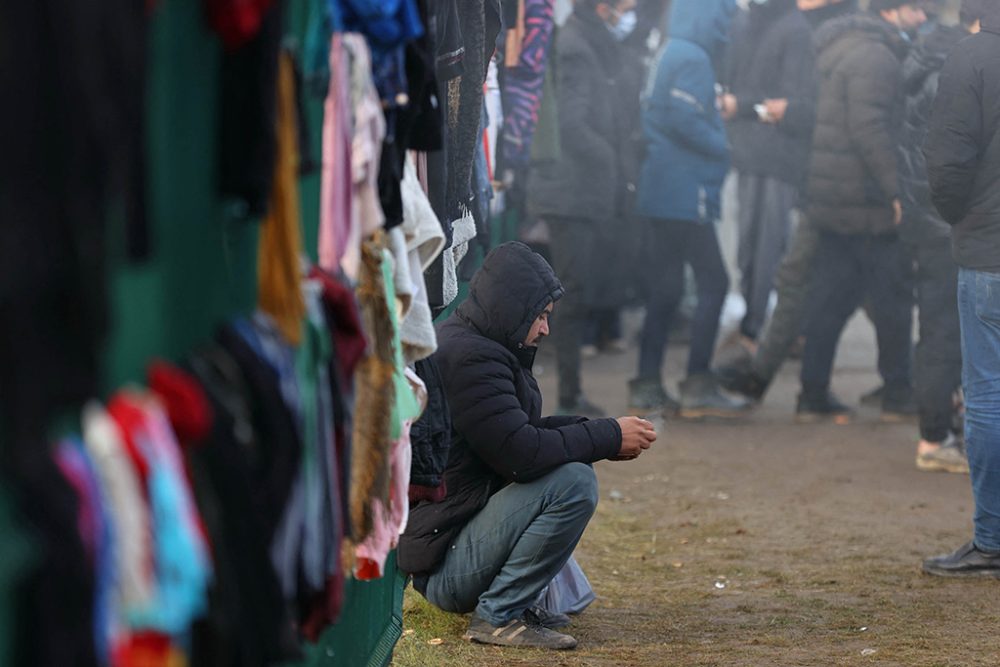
547,462,599,513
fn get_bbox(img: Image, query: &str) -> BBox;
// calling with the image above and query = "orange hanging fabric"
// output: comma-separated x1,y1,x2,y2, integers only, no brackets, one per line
257,51,306,346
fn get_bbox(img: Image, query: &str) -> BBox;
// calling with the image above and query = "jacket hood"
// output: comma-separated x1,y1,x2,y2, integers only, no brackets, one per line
667,0,737,58
456,242,564,356
802,0,857,30
902,24,967,96
983,5,1000,35
814,13,909,64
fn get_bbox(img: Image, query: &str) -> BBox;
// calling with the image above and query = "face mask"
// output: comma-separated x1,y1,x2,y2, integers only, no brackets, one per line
608,9,637,41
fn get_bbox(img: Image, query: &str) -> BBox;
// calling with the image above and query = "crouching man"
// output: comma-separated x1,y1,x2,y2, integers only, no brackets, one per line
399,242,656,650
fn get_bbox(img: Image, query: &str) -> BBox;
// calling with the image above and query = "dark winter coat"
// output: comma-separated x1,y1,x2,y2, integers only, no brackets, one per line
528,10,625,222
398,242,623,576
897,24,968,246
636,0,737,223
925,8,1000,273
806,14,909,235
726,0,816,191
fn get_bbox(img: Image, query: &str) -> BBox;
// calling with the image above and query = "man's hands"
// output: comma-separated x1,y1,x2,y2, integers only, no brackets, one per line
893,198,903,226
762,98,788,123
719,93,739,120
612,417,657,461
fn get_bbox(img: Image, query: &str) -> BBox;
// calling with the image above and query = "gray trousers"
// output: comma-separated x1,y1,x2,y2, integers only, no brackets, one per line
737,174,798,341
548,216,597,406
751,212,821,381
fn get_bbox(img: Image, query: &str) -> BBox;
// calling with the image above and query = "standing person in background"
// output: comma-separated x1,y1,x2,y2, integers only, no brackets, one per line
792,1,925,421
721,0,816,353
628,0,750,419
528,0,638,417
897,0,986,474
922,1,1000,579
718,0,859,404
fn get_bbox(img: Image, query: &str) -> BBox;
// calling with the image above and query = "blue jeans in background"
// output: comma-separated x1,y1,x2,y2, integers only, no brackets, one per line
958,268,1000,552
424,463,598,626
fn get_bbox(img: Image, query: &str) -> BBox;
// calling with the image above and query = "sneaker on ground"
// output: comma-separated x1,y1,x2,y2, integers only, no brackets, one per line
859,384,884,408
602,338,629,354
555,395,605,418
527,606,571,629
627,377,680,415
678,374,752,420
882,391,918,423
464,613,578,650
916,442,969,474
796,392,852,423
580,344,599,359
716,361,769,402
922,540,1000,579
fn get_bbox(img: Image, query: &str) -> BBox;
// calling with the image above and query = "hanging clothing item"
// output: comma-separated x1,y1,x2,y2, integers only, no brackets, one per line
184,343,302,666
217,0,285,217
54,438,116,667
258,50,307,345
10,449,99,666
107,393,212,636
83,403,156,621
319,35,387,282
399,155,446,362
205,0,277,50
318,33,354,280
350,239,421,546
500,0,556,170
0,0,146,462
441,212,477,307
355,318,426,581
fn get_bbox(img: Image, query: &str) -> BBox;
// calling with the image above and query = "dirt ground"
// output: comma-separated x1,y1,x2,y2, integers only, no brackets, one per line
393,313,1000,667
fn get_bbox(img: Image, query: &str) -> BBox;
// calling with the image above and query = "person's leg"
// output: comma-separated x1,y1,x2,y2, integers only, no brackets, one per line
737,174,763,337
636,220,688,381
685,221,730,376
751,214,821,380
742,178,796,341
864,235,914,407
423,463,599,624
799,231,863,399
915,242,962,443
547,217,596,408
957,269,1000,552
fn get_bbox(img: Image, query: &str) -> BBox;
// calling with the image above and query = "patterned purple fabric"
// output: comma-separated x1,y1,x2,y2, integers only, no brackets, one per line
501,0,555,168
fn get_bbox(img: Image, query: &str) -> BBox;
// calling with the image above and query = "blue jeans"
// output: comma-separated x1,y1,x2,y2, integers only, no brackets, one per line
958,269,1000,552
424,463,598,626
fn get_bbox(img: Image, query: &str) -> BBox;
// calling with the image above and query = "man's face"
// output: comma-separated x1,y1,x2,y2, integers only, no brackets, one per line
884,4,928,33
596,0,637,26
525,303,554,347
797,0,840,10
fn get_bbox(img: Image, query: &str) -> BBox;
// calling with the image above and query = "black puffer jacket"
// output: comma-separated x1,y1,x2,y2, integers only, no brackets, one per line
897,25,968,245
398,242,623,576
807,14,909,235
527,10,625,222
925,8,1000,272
726,0,817,191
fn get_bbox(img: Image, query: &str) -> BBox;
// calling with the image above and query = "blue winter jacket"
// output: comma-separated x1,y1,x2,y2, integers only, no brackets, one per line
636,0,736,223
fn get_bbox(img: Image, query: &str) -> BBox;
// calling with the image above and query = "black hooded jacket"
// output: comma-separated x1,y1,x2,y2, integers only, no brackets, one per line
925,6,1000,272
897,24,968,245
398,242,623,576
807,13,909,235
726,0,817,190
